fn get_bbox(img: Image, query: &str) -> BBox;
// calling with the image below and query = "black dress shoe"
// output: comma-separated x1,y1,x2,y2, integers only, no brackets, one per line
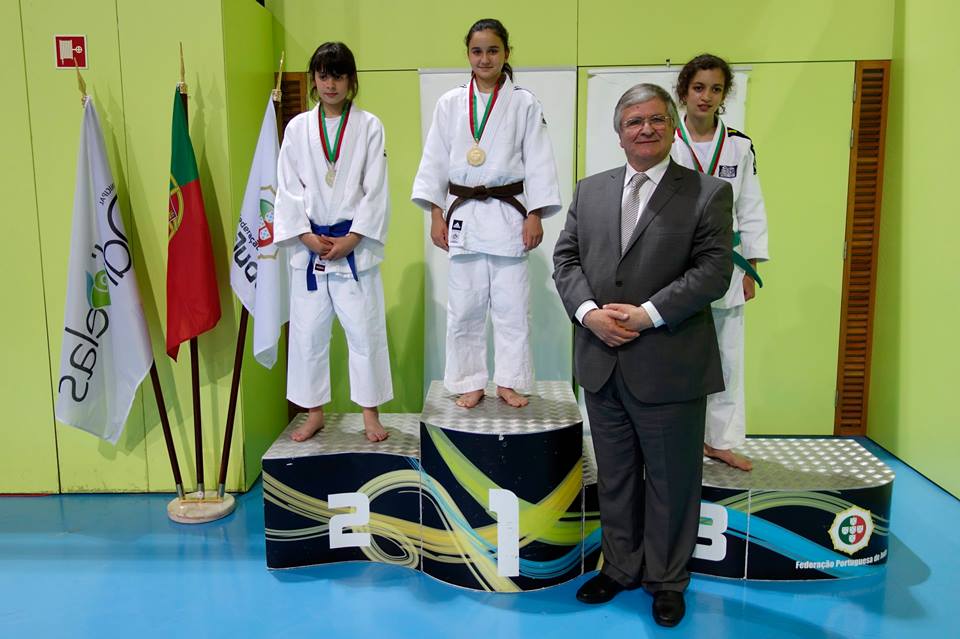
576,573,625,604
652,590,685,627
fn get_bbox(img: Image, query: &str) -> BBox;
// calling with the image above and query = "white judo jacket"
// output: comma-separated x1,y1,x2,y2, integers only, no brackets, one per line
274,104,389,276
672,117,769,308
412,77,562,258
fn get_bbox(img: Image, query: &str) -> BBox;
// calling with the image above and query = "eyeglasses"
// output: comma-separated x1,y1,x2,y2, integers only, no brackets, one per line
622,114,672,130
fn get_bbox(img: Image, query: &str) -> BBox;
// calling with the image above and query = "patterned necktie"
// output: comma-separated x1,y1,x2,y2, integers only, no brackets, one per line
621,172,648,253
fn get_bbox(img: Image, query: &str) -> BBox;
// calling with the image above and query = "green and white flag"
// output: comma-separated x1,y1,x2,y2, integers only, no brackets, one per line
56,98,153,443
230,96,288,368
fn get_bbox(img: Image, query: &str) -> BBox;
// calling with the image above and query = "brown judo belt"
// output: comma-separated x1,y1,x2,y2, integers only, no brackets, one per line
446,181,526,228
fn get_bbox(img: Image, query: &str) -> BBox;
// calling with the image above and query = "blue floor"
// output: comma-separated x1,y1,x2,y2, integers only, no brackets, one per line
1,438,957,638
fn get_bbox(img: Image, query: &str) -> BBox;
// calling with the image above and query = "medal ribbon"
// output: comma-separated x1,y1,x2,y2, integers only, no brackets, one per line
677,118,725,176
319,101,351,164
468,77,500,144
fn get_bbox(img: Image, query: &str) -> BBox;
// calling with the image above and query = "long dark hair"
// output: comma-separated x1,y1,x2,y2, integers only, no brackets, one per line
464,18,514,80
307,41,359,103
675,53,734,109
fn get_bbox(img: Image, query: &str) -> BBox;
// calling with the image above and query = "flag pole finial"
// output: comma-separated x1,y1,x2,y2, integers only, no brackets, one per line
272,51,285,103
177,42,187,95
75,55,88,106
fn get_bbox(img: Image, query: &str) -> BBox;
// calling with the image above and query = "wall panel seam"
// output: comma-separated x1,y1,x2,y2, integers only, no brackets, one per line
18,0,61,494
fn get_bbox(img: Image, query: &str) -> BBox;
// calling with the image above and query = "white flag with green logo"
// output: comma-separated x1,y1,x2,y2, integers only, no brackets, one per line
230,96,288,368
55,98,153,443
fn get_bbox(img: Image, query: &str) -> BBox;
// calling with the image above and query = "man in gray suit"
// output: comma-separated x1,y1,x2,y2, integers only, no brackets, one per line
553,83,732,627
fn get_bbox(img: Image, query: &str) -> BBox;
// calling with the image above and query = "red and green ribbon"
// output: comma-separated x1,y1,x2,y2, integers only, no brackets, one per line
468,77,500,144
677,118,726,176
318,101,351,164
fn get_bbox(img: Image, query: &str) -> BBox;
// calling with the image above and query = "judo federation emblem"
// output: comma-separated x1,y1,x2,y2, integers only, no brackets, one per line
718,165,737,179
257,194,276,249
829,506,874,555
86,269,112,309
168,174,184,239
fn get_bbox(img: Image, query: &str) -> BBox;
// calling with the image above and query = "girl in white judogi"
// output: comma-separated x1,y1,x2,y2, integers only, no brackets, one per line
274,42,393,442
670,53,770,470
412,18,562,409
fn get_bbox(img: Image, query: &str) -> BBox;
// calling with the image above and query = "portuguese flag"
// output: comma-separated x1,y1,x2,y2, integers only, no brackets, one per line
166,89,221,359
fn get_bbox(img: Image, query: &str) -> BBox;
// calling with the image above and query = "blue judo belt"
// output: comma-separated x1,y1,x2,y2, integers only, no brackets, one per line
306,220,358,291
733,231,763,288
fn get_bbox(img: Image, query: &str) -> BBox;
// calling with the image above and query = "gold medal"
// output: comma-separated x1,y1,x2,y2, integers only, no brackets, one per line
467,78,498,168
466,144,486,167
325,167,336,187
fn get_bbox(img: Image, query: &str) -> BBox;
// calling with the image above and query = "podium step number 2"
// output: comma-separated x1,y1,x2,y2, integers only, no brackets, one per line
326,488,521,577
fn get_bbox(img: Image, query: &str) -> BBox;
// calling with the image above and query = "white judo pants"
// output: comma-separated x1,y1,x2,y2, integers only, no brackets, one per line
444,253,533,394
706,305,745,450
287,267,393,409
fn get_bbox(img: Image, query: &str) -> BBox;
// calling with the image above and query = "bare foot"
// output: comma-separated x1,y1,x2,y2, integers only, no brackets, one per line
362,407,389,443
704,444,753,471
291,407,324,442
455,389,485,408
496,386,529,408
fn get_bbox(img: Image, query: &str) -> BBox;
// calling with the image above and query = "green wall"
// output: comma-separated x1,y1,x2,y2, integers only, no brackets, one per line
266,0,579,70
740,61,852,436
0,0,59,493
870,0,960,497
578,0,892,65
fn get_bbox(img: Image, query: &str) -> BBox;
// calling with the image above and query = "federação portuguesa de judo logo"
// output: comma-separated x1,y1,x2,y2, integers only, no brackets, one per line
257,185,276,249
829,506,874,555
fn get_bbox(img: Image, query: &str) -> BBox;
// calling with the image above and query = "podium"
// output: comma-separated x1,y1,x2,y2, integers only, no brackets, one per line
419,382,584,591
583,437,894,580
262,382,585,591
262,413,422,570
264,390,894,587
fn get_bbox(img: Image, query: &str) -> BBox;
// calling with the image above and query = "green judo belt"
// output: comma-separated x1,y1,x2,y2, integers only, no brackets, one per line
733,232,763,287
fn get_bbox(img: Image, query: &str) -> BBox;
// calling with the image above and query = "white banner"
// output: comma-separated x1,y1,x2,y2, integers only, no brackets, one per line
230,97,289,369
55,98,153,444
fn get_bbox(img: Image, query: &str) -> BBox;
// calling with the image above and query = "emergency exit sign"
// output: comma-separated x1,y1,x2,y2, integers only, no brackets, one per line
55,35,86,69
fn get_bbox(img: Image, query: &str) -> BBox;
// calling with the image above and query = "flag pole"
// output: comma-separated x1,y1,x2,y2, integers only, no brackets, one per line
74,58,87,106
178,44,204,498
150,363,186,499
215,54,285,499
216,307,247,498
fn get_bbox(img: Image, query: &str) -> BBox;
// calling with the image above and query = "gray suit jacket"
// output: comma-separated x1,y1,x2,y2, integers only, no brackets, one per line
553,159,733,403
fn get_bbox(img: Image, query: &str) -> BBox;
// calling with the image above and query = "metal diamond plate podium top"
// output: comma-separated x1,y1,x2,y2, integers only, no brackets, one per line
420,381,583,434
262,413,421,459
583,437,894,490
701,438,895,490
